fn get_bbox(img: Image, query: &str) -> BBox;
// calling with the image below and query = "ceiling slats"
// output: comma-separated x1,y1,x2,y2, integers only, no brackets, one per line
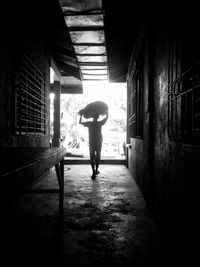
59,0,109,81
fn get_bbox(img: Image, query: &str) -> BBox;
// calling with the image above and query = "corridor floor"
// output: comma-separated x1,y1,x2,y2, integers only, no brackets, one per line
1,164,164,267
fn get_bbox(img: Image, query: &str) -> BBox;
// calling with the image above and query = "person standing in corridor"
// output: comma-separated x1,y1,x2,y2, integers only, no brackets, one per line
79,111,108,180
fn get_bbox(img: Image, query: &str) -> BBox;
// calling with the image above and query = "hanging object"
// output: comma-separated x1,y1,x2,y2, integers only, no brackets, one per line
79,101,108,118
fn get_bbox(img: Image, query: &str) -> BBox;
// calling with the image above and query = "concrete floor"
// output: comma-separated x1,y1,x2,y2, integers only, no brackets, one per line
1,164,166,267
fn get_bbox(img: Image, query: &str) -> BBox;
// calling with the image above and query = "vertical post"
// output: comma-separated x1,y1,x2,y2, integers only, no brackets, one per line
52,81,61,147
60,159,64,216
55,162,64,217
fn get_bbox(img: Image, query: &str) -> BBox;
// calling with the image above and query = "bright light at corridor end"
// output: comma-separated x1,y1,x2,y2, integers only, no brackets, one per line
82,80,127,101
82,81,127,119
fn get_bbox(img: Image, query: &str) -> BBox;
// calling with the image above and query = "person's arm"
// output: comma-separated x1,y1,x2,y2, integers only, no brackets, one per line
79,114,83,124
79,114,85,125
79,114,89,127
100,111,108,125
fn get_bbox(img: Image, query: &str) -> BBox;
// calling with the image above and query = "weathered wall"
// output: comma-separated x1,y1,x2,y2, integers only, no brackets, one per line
127,10,200,240
0,25,50,147
152,20,184,230
127,32,154,214
128,39,151,197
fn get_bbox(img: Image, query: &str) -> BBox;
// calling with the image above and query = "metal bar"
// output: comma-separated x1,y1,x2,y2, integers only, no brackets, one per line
19,63,46,85
81,72,107,76
78,62,107,66
18,87,46,105
82,78,108,81
15,57,46,135
168,86,199,98
20,50,46,80
17,100,45,114
17,122,45,128
79,60,107,63
19,63,45,88
18,114,45,122
20,119,45,125
68,26,104,31
16,127,45,132
168,59,200,88
19,111,45,121
15,129,45,135
72,42,106,46
63,10,104,16
19,70,46,98
168,57,200,141
80,67,107,70
75,53,106,56
17,107,46,119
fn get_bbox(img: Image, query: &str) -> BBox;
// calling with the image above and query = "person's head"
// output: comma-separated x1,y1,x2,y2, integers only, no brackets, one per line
93,114,99,121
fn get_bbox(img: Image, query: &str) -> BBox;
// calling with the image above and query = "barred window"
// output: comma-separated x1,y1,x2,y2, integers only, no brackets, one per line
127,44,144,139
168,33,200,143
14,49,46,135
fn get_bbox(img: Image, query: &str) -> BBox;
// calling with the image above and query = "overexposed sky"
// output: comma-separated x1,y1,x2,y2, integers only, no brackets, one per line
82,81,126,118
50,81,127,120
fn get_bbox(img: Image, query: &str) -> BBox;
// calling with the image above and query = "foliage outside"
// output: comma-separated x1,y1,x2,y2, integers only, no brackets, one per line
50,82,127,159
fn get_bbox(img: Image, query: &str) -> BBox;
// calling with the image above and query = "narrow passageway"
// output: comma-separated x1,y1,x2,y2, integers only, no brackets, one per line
1,165,164,266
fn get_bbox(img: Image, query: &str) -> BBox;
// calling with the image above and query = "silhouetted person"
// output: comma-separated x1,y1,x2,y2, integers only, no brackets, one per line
79,112,108,179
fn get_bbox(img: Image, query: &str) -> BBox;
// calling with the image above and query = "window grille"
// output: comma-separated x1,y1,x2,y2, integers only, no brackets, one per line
168,60,200,143
127,58,143,139
127,65,136,137
14,50,46,135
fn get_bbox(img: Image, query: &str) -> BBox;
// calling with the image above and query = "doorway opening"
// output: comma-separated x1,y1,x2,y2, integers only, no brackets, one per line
50,81,127,160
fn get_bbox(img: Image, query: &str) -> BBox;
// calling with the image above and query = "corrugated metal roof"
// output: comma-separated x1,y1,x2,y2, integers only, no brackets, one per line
61,76,83,93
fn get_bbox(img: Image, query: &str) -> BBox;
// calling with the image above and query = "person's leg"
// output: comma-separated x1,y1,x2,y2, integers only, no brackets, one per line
89,143,96,179
95,142,102,174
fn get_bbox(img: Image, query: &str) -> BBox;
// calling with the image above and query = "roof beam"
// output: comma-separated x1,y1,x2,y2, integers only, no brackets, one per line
81,73,107,76
75,53,106,56
82,78,108,81
63,11,104,16
78,62,107,66
80,68,107,70
72,43,106,46
68,26,104,31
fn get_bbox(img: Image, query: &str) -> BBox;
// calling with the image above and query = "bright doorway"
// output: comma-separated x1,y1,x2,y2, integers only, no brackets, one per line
50,81,127,160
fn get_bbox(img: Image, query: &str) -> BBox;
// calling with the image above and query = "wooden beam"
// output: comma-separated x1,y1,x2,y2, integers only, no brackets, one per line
63,11,104,16
50,58,62,82
52,81,61,147
72,43,106,46
68,26,104,31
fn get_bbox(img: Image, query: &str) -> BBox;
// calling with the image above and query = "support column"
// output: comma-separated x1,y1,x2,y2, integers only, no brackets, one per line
52,81,61,147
